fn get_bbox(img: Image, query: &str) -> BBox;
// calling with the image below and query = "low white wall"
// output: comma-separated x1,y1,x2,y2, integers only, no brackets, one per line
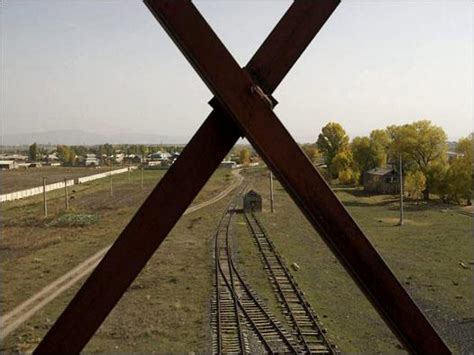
75,167,135,184
1,167,137,203
0,179,75,203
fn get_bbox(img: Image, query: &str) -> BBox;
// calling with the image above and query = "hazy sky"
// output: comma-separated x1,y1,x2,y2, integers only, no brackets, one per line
1,0,472,142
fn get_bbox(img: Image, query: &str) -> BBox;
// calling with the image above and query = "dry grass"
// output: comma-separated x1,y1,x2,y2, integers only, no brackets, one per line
1,168,235,352
1,165,471,352
236,167,472,353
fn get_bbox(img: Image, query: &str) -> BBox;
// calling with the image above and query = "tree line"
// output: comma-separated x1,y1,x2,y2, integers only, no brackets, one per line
301,120,471,205
28,143,185,166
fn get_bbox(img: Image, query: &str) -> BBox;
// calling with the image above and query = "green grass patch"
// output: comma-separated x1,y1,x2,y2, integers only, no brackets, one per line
44,213,99,227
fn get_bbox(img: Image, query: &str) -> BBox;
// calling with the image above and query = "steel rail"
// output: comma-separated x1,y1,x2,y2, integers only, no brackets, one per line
35,2,340,352
229,259,298,354
216,205,297,354
244,211,313,353
225,210,286,354
213,205,227,354
215,209,246,353
147,1,450,354
252,212,332,346
245,211,336,354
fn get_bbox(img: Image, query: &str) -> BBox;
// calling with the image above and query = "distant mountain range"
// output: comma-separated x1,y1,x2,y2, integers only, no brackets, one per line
1,130,189,146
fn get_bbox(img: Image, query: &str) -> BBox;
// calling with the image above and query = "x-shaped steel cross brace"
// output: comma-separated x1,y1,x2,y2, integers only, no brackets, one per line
35,1,449,353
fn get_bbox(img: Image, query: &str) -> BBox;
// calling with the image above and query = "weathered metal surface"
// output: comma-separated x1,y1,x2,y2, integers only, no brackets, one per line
34,1,340,352
145,1,450,354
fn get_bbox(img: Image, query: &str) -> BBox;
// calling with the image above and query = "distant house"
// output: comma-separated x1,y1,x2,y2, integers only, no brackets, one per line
84,154,100,167
0,160,17,170
363,168,400,194
148,152,171,161
0,154,27,162
113,153,125,164
46,153,60,162
243,190,262,212
220,160,237,169
447,151,463,162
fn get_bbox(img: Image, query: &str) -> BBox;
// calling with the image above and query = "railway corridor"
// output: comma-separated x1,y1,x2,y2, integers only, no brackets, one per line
212,198,338,354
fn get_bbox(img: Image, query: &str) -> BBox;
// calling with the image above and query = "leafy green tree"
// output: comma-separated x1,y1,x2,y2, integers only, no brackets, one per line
301,144,321,163
332,150,359,184
351,137,375,174
332,150,352,174
28,142,38,161
369,129,390,165
338,168,359,185
445,157,471,205
316,122,349,178
71,145,88,157
388,120,447,200
456,135,473,162
425,161,448,199
405,170,426,199
138,145,148,159
351,131,389,183
104,143,114,157
239,148,251,165
57,145,76,166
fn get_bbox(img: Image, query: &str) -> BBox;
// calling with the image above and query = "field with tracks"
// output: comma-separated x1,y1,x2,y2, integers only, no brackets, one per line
1,166,472,352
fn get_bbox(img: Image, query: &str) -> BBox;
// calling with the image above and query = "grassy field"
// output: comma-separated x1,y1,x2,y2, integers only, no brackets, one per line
236,168,473,353
1,165,472,352
1,166,117,193
1,168,237,352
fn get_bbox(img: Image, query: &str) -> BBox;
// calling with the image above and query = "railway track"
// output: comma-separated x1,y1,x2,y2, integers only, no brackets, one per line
212,202,298,354
244,211,338,354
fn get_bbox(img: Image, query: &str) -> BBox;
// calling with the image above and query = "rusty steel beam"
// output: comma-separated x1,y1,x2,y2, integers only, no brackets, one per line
146,1,450,354
34,1,340,352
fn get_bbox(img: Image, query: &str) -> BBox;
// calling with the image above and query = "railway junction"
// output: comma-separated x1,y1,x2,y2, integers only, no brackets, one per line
24,1,458,353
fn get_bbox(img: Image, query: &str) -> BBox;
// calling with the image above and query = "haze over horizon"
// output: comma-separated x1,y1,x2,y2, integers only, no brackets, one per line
1,1,472,144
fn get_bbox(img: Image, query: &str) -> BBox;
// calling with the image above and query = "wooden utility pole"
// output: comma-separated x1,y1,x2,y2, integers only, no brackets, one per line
398,153,404,226
269,171,274,213
42,177,48,217
128,166,131,180
64,178,69,210
110,173,113,197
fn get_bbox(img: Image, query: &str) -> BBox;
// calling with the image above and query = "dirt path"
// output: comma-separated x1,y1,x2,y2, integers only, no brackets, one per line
0,169,243,340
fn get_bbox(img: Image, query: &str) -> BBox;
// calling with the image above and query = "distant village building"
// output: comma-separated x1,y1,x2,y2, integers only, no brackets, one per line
363,168,400,194
447,151,464,162
220,160,237,169
46,153,60,162
0,160,17,170
84,154,100,167
0,154,27,162
149,152,171,161
113,153,125,164
243,190,262,212
124,154,142,164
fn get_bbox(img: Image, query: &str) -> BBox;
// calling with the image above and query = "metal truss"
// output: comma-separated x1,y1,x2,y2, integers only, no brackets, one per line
35,1,449,353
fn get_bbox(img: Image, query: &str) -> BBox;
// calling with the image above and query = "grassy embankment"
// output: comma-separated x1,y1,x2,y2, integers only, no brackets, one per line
1,168,237,352
236,167,472,353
